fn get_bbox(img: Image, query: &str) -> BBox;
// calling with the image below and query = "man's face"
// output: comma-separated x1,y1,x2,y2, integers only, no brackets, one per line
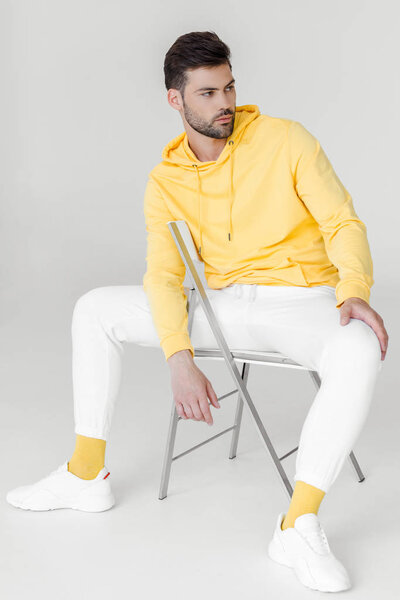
180,63,236,139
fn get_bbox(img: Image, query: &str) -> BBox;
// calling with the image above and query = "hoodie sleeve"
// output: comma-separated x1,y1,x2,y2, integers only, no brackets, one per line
287,120,374,308
142,176,194,361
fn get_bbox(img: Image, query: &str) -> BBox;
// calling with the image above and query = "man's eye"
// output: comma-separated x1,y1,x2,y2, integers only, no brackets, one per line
202,86,234,97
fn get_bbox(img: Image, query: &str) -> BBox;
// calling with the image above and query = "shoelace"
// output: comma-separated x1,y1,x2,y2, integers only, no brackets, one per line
300,523,331,555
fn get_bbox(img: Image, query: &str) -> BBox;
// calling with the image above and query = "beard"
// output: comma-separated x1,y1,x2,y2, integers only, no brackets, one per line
182,98,235,139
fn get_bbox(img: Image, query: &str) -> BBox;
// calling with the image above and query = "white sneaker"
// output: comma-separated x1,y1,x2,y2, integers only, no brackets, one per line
6,461,115,512
268,511,351,592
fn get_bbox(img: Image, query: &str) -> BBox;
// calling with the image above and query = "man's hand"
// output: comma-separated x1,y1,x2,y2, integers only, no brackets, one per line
339,297,389,360
167,349,221,425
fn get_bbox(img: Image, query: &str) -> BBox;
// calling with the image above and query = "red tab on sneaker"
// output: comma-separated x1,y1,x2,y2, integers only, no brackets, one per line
103,472,110,480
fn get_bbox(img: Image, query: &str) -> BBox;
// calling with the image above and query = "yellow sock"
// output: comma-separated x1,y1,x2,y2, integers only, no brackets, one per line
281,480,326,530
67,434,106,480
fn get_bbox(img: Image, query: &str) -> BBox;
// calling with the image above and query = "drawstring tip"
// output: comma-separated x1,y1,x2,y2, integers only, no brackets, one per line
199,246,201,255
228,233,231,241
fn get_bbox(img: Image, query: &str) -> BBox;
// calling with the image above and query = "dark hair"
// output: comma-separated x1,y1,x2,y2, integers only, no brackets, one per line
164,31,232,97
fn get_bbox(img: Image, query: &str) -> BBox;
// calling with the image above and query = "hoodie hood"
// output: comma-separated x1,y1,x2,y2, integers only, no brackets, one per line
161,104,260,256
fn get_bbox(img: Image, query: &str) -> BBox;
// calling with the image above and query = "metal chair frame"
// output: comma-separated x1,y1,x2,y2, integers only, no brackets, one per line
158,220,365,501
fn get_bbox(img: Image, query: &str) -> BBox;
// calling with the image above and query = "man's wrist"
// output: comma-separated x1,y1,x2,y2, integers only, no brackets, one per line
167,348,194,366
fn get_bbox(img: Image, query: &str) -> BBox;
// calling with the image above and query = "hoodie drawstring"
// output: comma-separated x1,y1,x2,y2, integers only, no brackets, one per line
192,163,202,255
228,139,234,241
192,139,235,257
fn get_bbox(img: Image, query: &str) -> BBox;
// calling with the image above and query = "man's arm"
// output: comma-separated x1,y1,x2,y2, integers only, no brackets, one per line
287,120,373,308
143,176,221,422
143,176,194,361
287,121,388,359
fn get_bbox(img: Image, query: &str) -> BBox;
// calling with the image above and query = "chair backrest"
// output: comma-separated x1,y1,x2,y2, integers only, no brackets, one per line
167,219,242,364
167,220,208,295
167,220,203,267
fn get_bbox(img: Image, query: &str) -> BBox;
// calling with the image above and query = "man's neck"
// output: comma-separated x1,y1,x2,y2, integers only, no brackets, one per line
186,134,227,163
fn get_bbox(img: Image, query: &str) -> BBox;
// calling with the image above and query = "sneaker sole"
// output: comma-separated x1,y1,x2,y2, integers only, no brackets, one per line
7,494,115,512
268,537,351,592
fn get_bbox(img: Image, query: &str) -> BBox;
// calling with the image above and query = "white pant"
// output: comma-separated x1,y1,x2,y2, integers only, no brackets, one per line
71,283,383,493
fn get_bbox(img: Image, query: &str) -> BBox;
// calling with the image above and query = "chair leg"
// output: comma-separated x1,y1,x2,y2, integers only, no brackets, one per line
224,360,294,501
229,362,250,459
158,361,251,498
159,398,180,500
348,450,366,483
159,360,295,501
308,370,366,483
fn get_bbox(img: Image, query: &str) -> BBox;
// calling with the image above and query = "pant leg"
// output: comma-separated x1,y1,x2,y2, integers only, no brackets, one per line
245,284,383,494
71,284,254,441
71,285,159,441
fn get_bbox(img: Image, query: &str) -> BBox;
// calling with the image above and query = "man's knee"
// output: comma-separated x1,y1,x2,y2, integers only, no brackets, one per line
73,286,110,316
319,318,381,378
329,317,381,368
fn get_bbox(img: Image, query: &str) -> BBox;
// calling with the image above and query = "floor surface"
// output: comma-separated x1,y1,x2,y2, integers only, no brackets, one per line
1,290,398,599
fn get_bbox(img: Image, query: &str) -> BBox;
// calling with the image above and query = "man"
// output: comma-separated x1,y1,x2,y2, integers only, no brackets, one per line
6,31,388,593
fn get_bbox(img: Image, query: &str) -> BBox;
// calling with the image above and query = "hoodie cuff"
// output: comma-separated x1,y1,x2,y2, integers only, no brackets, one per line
162,333,195,362
335,280,371,308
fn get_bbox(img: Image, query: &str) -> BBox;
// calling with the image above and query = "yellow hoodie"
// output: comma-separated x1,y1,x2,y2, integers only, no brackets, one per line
143,104,374,361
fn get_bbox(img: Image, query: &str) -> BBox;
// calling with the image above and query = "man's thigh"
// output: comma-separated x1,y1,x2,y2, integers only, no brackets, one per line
189,286,264,351
74,284,161,348
75,284,244,352
245,285,380,373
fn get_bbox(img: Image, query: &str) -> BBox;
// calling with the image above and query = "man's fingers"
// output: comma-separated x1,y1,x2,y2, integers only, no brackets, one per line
181,401,210,423
373,315,389,355
198,396,214,426
183,404,194,420
188,399,205,422
206,380,221,409
176,402,188,419
372,321,389,359
177,382,220,425
345,306,389,357
374,324,389,355
338,300,389,362
340,306,352,325
181,398,214,425
360,312,389,355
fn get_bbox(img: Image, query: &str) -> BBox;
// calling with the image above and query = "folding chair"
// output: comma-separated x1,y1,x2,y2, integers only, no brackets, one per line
158,220,366,502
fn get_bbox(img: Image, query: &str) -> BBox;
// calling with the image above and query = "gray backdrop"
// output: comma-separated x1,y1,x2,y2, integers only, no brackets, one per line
1,1,399,599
